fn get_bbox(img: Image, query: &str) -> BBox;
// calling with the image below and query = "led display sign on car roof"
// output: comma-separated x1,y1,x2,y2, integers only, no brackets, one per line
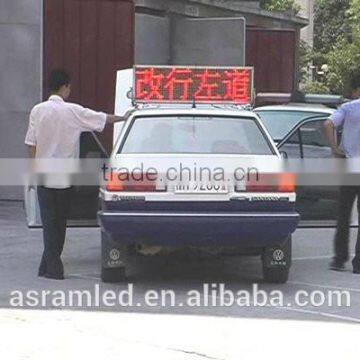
134,66,254,105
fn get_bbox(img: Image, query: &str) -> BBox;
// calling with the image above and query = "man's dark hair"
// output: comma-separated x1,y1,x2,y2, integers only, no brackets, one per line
49,69,71,92
350,71,360,91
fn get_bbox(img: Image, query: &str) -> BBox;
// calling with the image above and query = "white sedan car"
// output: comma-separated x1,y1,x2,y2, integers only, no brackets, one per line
98,105,300,283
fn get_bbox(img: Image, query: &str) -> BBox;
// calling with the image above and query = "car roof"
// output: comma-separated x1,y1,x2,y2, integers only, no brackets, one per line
114,105,279,156
255,104,335,115
129,106,258,119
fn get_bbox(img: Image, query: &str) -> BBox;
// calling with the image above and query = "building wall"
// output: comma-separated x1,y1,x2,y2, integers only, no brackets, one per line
297,0,314,46
135,13,170,65
135,0,302,91
0,0,307,200
171,18,246,66
0,0,42,200
136,13,246,66
43,0,135,155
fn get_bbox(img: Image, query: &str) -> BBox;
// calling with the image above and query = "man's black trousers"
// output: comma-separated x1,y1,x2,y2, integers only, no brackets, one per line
37,186,73,276
334,186,360,268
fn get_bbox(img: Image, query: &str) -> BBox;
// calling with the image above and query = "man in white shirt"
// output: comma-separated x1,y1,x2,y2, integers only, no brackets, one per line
25,69,125,280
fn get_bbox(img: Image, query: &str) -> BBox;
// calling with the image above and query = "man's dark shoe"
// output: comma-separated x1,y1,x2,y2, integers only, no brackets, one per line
42,259,64,279
38,257,47,277
352,259,360,274
329,260,346,272
44,273,64,280
352,262,360,274
38,266,47,276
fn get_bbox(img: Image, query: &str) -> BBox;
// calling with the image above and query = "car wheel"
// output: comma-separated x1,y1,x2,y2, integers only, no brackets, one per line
263,266,289,284
101,266,126,283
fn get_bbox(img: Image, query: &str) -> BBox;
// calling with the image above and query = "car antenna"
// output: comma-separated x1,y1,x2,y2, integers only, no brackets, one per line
192,97,196,109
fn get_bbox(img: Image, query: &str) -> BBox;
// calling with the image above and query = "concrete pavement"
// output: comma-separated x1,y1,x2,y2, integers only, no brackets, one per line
1,201,360,323
1,309,360,360
1,200,360,359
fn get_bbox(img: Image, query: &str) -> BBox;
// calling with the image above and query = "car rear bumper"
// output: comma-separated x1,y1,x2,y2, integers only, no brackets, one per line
98,211,300,247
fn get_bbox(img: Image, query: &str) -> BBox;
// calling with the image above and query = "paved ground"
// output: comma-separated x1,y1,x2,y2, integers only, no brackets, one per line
1,200,360,324
2,310,360,359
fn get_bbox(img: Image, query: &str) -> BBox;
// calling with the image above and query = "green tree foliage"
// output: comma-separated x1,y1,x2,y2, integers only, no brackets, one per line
303,80,330,94
260,0,301,14
298,40,313,83
313,0,352,54
326,40,360,95
347,0,360,34
263,0,360,94
306,0,360,95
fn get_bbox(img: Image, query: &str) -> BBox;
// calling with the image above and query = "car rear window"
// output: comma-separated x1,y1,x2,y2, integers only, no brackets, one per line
118,116,273,155
256,110,325,141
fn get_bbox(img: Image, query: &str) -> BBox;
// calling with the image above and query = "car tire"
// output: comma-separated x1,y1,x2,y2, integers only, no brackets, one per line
101,266,126,283
263,266,289,284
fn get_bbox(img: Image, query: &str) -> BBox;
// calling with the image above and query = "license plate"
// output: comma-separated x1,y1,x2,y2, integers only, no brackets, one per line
175,184,228,194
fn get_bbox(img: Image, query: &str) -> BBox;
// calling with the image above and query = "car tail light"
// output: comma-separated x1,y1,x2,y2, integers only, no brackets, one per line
245,173,296,193
106,173,165,192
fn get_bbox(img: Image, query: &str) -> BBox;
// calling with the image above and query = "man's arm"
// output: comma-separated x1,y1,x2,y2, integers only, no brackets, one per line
25,110,37,157
106,110,134,124
106,115,125,124
323,119,345,157
27,145,36,159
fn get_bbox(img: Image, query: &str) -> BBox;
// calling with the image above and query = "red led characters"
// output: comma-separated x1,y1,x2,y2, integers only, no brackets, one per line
135,66,253,104
164,68,194,101
135,68,165,101
194,69,223,101
223,69,252,104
